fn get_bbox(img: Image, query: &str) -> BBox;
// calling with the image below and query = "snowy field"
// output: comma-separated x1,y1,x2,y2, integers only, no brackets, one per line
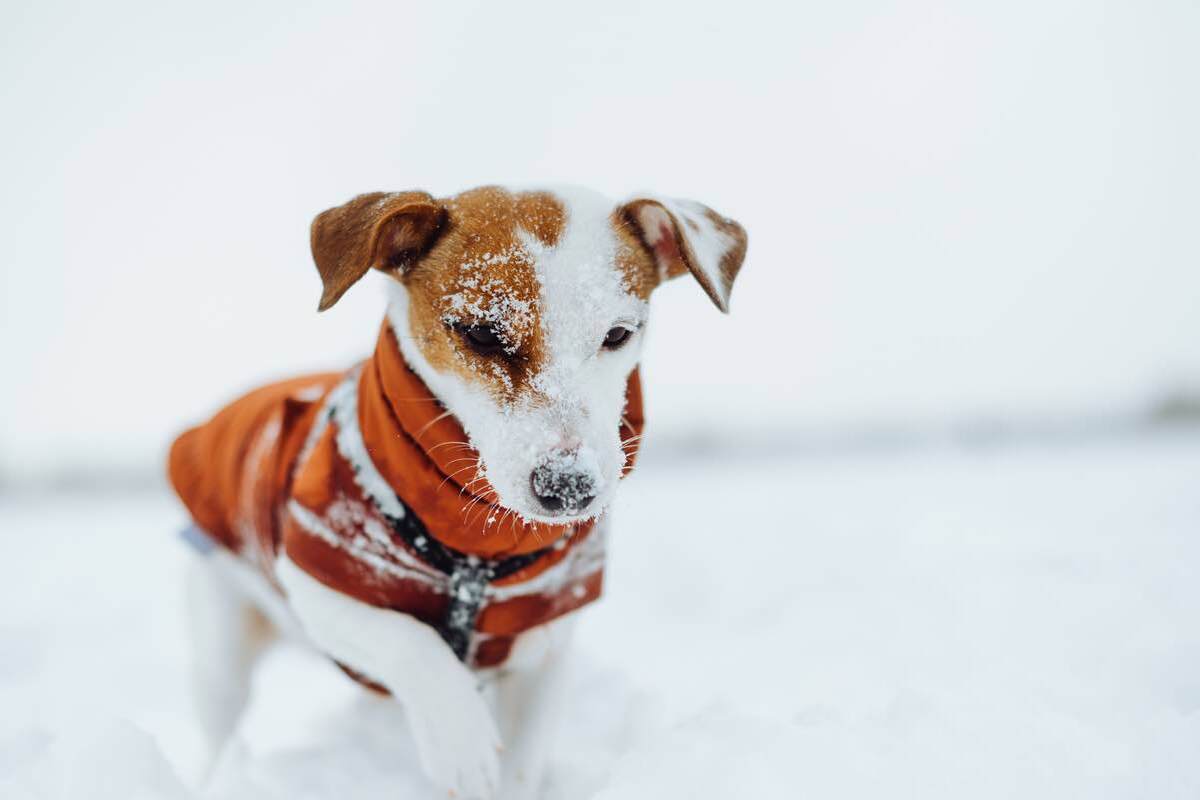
2,432,1199,799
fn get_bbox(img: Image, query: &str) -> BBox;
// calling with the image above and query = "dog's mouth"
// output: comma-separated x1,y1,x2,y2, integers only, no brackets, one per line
469,459,613,529
491,481,614,528
507,487,613,527
527,503,606,524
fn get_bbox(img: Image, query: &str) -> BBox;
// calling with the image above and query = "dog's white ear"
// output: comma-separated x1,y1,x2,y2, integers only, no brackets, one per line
619,196,748,312
311,191,447,311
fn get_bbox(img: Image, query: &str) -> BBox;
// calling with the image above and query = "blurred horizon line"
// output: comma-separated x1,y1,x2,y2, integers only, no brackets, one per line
4,400,1198,497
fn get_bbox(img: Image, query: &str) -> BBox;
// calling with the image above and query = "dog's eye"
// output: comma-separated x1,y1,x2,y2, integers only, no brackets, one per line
457,324,505,355
602,326,634,350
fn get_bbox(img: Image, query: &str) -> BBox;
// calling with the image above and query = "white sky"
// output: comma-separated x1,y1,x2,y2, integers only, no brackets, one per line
1,0,1198,474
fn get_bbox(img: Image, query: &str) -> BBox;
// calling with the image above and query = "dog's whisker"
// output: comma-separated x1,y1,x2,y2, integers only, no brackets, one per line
441,456,481,469
442,460,480,475
453,469,488,499
464,497,493,530
501,507,522,536
426,440,474,455
459,481,488,501
471,494,499,526
436,462,482,492
459,491,489,520
481,505,496,533
459,501,485,527
459,491,484,511
451,474,487,499
471,493,506,531
485,505,512,537
460,469,487,488
494,507,513,536
506,510,526,546
413,409,455,441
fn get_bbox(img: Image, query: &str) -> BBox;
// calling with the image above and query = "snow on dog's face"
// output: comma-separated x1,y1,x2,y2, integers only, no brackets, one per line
310,185,747,523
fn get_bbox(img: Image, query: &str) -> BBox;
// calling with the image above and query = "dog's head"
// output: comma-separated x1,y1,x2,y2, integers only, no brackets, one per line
310,186,747,524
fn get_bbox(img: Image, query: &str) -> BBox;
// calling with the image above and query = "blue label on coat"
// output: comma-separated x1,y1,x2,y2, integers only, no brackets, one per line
180,525,217,555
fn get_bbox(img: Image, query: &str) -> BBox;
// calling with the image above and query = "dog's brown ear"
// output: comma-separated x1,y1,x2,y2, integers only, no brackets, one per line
618,196,748,312
310,191,447,311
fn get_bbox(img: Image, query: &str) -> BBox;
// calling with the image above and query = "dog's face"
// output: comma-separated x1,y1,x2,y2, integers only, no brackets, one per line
311,186,746,524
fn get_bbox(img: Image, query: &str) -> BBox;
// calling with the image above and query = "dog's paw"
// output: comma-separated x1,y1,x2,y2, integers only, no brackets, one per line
405,674,501,799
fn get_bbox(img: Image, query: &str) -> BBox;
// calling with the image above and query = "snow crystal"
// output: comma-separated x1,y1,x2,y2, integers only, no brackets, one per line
440,244,537,355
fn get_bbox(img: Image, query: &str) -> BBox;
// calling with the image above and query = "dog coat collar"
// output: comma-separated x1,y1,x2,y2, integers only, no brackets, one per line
308,366,582,660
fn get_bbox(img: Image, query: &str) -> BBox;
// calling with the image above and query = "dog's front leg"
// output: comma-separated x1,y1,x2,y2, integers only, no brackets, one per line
487,618,577,800
276,555,501,799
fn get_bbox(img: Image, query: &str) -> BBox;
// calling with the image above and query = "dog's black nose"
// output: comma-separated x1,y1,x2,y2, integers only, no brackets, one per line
530,453,596,514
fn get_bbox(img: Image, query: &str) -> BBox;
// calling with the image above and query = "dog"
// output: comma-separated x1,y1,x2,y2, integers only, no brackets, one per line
168,185,747,798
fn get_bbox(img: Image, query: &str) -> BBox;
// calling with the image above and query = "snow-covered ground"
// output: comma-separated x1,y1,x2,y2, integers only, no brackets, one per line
2,433,1199,799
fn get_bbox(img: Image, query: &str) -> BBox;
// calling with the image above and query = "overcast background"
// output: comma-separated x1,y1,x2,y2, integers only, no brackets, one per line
2,0,1198,484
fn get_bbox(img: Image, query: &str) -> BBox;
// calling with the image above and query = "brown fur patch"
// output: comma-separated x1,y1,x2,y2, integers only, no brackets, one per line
401,187,570,402
610,211,660,301
514,191,566,248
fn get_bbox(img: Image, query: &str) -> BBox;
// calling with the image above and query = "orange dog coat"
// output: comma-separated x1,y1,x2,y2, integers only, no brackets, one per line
168,322,644,668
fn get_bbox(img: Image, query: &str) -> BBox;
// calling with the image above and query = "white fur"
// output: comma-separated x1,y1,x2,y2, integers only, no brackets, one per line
186,550,282,777
274,554,503,798
483,616,576,800
386,187,646,525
